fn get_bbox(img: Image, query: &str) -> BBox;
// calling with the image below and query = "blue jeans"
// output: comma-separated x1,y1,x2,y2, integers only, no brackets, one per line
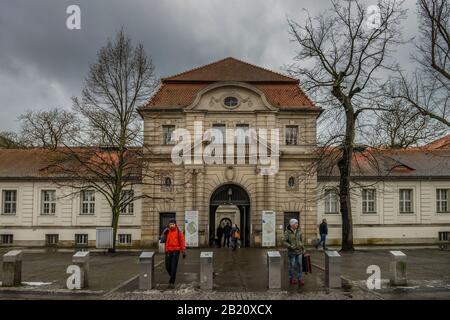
288,253,303,281
317,233,327,249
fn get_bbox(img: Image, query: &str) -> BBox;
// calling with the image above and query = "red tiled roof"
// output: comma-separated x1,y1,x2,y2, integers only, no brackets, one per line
142,83,316,110
424,134,450,150
139,57,318,112
318,148,450,179
162,57,298,83
0,148,141,180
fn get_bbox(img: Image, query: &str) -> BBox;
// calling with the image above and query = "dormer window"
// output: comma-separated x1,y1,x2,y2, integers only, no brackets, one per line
223,96,239,108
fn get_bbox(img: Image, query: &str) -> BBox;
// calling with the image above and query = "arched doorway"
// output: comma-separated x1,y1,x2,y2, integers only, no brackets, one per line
209,184,251,247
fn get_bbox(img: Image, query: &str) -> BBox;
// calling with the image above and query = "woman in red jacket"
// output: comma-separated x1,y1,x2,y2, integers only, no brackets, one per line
161,218,186,289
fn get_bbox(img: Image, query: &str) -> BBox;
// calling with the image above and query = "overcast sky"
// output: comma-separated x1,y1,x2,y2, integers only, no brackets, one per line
0,0,419,131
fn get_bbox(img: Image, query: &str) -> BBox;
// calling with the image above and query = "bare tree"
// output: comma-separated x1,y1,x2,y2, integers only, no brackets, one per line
51,29,160,252
389,0,449,126
0,131,24,149
288,0,406,251
370,100,447,148
17,108,80,149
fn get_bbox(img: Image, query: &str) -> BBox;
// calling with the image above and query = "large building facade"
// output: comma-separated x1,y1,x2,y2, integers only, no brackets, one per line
138,58,321,247
0,58,449,248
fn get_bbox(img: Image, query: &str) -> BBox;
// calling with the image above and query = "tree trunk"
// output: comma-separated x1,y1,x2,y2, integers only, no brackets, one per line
338,112,355,251
109,207,120,253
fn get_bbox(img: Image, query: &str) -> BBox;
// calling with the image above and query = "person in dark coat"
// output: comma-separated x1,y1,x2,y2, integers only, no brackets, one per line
316,219,328,250
223,223,232,248
216,225,224,248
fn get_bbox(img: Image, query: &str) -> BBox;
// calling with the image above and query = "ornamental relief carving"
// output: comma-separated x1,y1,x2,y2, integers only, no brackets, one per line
209,93,253,110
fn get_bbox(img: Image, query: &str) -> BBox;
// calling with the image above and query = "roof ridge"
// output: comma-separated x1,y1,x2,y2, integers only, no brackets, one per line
162,57,298,83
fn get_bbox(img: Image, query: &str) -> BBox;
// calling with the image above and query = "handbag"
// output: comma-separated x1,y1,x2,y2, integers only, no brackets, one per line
302,252,312,274
235,230,241,240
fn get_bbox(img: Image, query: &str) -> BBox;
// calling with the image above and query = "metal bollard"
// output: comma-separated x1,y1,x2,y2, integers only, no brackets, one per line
200,252,213,290
390,251,407,286
2,250,23,287
72,251,90,289
267,251,281,290
325,251,341,289
139,251,155,290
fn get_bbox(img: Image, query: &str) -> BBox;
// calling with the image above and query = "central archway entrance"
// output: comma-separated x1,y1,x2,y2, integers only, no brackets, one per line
209,184,251,247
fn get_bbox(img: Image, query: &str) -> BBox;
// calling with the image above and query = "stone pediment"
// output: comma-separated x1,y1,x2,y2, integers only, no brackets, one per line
185,82,278,112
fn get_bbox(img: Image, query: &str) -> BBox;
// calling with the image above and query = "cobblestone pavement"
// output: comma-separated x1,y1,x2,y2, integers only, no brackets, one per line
0,247,449,300
105,284,379,300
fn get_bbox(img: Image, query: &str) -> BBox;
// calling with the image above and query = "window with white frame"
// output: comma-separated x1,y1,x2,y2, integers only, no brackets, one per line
0,234,13,245
41,190,56,215
362,189,376,214
399,189,414,213
162,125,176,145
118,234,132,245
285,125,298,145
80,190,95,215
121,190,134,215
324,189,339,214
236,124,249,145
436,189,449,213
46,234,59,246
75,234,88,245
212,124,226,144
2,190,17,215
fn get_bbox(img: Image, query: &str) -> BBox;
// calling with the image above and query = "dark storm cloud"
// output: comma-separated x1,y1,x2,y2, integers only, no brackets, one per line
0,0,418,131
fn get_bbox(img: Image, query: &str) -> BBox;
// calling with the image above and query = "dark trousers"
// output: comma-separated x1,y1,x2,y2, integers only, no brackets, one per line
223,235,230,248
165,251,180,284
217,234,223,247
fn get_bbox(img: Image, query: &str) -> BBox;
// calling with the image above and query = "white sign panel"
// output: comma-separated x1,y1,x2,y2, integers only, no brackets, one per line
185,210,199,247
262,211,276,247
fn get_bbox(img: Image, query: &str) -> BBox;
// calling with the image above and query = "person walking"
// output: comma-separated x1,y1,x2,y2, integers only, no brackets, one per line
223,222,232,248
316,219,328,250
216,225,224,248
161,218,186,289
230,224,241,251
283,218,305,287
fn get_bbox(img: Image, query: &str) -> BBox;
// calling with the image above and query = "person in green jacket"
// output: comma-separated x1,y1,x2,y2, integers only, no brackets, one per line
283,218,305,287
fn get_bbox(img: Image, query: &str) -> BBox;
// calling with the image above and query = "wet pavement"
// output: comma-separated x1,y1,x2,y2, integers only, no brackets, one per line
0,247,449,299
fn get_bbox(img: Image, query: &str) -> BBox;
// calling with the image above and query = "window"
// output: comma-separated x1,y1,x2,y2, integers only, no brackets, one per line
223,96,239,108
324,189,339,214
362,189,376,214
46,234,59,246
439,231,449,241
212,124,226,144
286,173,299,191
288,177,296,188
2,190,17,215
236,124,249,145
162,176,174,192
81,190,95,215
399,189,414,213
437,189,449,213
121,190,134,215
285,125,298,145
75,234,88,245
41,190,56,215
118,234,132,245
162,125,175,145
0,234,13,245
